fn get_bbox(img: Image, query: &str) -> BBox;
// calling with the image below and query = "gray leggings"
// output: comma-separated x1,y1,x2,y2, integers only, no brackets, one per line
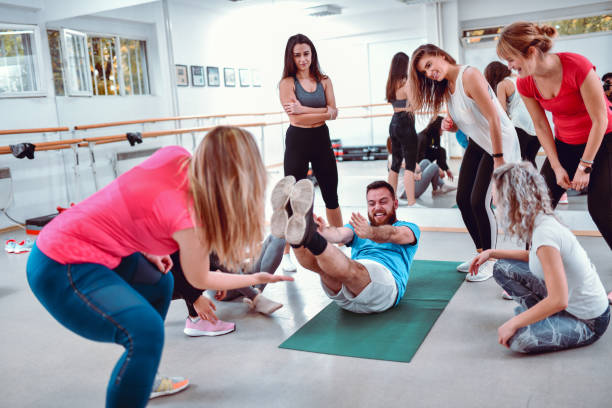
493,259,610,354
398,159,444,199
211,235,286,301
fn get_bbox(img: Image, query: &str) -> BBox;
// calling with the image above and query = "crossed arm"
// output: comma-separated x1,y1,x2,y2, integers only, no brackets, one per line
279,77,338,126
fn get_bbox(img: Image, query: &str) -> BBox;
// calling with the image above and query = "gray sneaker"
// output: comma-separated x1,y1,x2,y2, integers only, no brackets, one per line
270,176,296,239
285,179,316,246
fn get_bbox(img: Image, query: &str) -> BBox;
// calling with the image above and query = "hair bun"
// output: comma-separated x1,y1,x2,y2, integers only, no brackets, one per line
537,24,558,38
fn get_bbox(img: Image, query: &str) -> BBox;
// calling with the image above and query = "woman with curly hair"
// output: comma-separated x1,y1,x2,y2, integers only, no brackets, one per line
470,162,609,353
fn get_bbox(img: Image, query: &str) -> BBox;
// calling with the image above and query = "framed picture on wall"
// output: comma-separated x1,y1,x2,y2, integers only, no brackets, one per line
224,68,235,87
206,66,220,87
191,65,205,87
251,69,261,87
239,68,250,87
176,64,188,86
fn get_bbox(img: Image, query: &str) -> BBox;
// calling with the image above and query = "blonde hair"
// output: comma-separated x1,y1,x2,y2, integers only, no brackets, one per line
188,126,266,270
492,161,557,244
497,21,558,61
408,44,457,114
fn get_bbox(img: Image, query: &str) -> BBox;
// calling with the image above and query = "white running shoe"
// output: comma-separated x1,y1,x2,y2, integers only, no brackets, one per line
456,258,473,273
466,259,495,282
281,253,297,272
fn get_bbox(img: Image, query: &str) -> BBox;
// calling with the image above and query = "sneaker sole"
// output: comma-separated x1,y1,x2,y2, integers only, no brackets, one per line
150,379,190,399
285,179,315,246
183,326,236,337
465,273,493,282
270,176,296,239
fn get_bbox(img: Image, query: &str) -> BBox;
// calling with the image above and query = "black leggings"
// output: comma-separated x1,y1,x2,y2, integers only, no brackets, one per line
540,132,612,249
516,127,541,167
284,124,339,209
389,111,418,172
456,139,496,250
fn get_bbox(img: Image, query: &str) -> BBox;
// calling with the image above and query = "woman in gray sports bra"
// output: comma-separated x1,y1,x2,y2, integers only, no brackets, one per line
279,33,342,271
385,52,419,206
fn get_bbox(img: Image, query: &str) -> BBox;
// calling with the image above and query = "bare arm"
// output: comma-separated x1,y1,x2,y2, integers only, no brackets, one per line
279,77,330,125
323,77,338,119
578,69,609,163
173,228,293,290
498,246,569,347
314,214,353,244
464,67,504,166
349,212,416,245
521,94,571,189
496,79,513,113
469,249,529,275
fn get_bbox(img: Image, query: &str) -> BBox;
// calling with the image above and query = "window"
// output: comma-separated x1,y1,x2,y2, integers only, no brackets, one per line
461,26,503,46
545,14,611,36
0,24,45,97
462,14,611,47
120,39,149,95
61,28,92,96
47,30,65,96
47,29,150,97
88,36,119,95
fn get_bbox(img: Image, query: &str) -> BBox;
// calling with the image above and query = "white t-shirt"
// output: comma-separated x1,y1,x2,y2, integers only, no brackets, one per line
447,65,521,163
529,214,608,320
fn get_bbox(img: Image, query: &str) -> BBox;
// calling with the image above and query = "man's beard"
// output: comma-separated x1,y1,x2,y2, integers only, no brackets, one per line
368,208,397,226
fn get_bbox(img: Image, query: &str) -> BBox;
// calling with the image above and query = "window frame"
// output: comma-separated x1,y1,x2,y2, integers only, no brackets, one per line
60,28,93,97
0,23,47,98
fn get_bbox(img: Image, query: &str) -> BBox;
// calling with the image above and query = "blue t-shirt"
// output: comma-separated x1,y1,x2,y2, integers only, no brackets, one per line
346,220,420,306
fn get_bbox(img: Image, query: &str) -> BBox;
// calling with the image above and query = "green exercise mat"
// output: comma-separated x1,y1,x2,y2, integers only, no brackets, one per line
279,260,463,362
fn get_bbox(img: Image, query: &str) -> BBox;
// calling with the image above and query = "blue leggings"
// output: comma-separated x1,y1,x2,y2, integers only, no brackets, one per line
26,244,173,408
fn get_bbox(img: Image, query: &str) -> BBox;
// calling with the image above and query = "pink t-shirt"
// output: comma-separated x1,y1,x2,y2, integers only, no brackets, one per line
37,146,195,269
517,52,612,145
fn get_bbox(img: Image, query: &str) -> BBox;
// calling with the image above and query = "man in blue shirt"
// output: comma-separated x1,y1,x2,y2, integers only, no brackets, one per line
271,178,420,313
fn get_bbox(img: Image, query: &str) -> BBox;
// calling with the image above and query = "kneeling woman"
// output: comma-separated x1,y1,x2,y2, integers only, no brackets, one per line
26,127,292,407
470,162,609,353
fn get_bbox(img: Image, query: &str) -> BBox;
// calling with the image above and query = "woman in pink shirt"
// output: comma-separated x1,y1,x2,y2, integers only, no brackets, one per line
26,126,292,408
497,22,612,251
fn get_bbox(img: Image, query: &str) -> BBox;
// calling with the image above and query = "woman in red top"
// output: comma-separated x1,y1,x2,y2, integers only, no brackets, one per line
497,22,612,251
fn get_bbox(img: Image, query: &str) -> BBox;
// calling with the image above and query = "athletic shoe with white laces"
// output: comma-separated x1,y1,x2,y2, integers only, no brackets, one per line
150,374,189,399
281,253,297,272
466,259,495,282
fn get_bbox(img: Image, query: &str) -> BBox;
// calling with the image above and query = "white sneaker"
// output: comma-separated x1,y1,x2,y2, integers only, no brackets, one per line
281,253,297,272
432,183,457,196
456,257,474,273
407,202,426,208
466,259,495,282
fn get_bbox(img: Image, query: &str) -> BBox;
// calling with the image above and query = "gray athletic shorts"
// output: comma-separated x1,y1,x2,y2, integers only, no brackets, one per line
320,258,398,314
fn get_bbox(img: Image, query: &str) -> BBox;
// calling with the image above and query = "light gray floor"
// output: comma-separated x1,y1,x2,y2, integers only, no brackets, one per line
1,161,609,408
